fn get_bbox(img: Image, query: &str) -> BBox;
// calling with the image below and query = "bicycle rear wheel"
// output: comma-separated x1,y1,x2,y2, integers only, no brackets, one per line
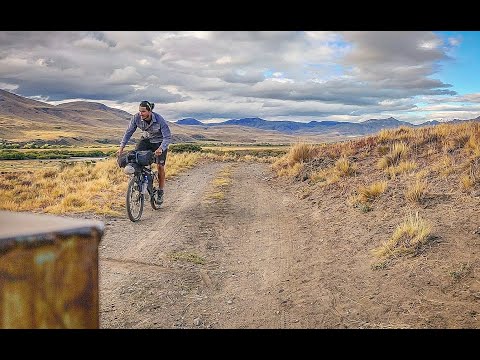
126,176,144,222
150,170,162,210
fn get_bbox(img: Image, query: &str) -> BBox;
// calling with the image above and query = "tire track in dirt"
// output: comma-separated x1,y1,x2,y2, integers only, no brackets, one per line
99,160,228,328
98,155,480,329
101,160,226,264
99,160,332,328
195,162,321,328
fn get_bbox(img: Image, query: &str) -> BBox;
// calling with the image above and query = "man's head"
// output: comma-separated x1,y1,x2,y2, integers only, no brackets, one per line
139,100,155,120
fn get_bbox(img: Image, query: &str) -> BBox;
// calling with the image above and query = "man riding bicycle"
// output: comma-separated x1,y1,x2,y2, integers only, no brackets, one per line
117,100,172,205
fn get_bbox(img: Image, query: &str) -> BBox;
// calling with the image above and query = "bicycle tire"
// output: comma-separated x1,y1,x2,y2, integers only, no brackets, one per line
150,171,162,210
126,176,144,222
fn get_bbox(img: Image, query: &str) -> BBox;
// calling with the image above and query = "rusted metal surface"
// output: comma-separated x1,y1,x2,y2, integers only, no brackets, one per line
0,211,104,329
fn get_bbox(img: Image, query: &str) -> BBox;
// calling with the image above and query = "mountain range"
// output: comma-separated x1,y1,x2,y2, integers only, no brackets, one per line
175,115,480,136
1,88,479,145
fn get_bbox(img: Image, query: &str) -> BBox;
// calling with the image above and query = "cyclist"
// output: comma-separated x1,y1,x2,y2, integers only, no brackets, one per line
117,100,172,205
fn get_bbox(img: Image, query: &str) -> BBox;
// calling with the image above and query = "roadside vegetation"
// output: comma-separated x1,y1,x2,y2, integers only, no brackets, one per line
0,152,203,216
272,121,480,263
204,165,234,201
0,144,281,216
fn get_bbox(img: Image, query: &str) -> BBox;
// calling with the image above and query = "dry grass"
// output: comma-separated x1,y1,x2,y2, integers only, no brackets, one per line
169,251,206,265
0,152,203,216
202,151,279,164
19,130,79,141
465,133,480,157
433,155,456,177
309,157,357,186
271,142,319,176
287,142,318,165
405,179,428,203
356,181,388,204
377,141,409,169
276,120,480,213
204,165,233,201
460,175,474,190
385,160,417,179
372,212,432,259
460,158,480,191
334,156,357,177
165,152,202,177
377,126,415,143
0,146,284,216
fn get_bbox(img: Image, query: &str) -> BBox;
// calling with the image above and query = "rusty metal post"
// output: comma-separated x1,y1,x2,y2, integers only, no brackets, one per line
0,210,104,329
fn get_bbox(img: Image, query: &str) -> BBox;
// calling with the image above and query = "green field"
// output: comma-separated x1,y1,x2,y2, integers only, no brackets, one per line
0,158,109,172
0,143,290,172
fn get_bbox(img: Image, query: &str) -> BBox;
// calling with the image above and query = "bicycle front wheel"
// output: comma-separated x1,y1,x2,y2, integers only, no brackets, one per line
126,176,144,222
150,171,161,210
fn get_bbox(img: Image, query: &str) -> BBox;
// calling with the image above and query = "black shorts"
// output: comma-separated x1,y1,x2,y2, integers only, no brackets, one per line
135,138,168,166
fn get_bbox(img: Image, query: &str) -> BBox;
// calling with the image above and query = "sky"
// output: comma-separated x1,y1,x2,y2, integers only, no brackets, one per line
1,31,479,125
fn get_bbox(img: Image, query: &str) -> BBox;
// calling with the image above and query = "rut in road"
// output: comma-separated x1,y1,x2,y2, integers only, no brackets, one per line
99,160,332,328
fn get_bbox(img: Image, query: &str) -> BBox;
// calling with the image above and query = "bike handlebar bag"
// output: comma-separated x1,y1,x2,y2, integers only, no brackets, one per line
135,150,154,166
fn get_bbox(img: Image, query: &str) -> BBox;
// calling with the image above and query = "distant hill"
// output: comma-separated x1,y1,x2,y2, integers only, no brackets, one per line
0,89,131,127
176,118,204,125
55,101,133,121
217,117,416,135
176,115,480,136
175,116,414,136
0,89,203,145
0,89,315,145
3,88,479,146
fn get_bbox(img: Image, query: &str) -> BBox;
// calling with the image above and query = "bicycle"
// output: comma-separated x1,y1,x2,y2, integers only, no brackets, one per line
122,150,162,222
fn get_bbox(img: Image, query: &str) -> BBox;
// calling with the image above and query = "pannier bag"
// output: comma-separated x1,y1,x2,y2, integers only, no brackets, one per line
117,151,130,168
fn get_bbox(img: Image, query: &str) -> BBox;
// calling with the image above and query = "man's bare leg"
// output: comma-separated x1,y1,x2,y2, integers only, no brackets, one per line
157,163,165,190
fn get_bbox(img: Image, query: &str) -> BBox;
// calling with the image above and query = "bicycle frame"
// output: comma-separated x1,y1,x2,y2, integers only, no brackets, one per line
126,163,160,222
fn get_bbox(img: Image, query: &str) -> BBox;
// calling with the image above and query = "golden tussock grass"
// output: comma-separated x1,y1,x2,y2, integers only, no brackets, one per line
277,162,304,177
271,142,319,176
465,133,480,157
405,179,428,203
20,130,78,141
309,156,357,186
385,160,417,179
460,175,474,190
334,156,357,177
287,142,318,165
165,152,202,177
372,212,432,259
356,181,388,203
377,142,409,170
309,170,326,184
460,158,480,191
0,159,125,215
0,152,203,216
377,126,415,143
432,155,455,177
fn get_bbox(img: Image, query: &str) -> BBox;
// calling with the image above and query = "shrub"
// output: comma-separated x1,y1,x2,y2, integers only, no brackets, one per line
169,143,203,153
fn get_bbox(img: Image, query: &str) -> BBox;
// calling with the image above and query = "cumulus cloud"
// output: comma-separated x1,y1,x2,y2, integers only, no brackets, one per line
0,31,472,123
108,66,141,85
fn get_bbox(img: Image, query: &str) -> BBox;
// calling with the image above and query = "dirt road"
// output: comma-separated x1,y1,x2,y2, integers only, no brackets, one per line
99,160,480,329
100,160,322,328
